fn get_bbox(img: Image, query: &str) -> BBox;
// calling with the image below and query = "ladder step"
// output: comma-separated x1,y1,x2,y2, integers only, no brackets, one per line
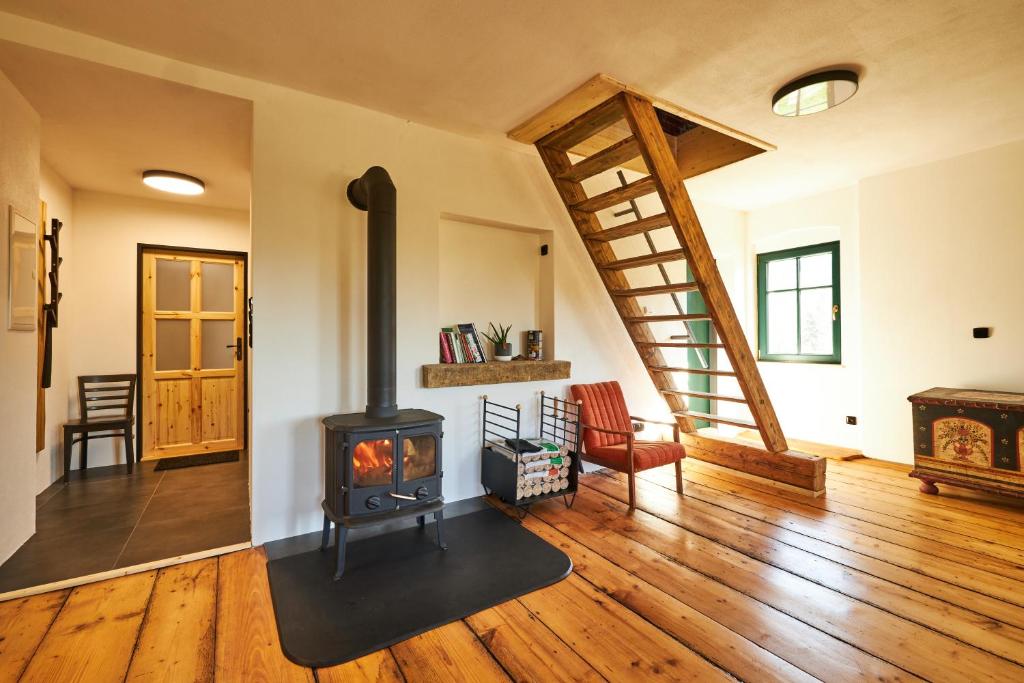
601,248,686,270
649,366,736,377
662,389,747,404
539,96,626,152
572,176,657,213
559,137,642,182
673,410,757,429
638,342,725,349
611,282,699,297
624,314,711,324
585,213,672,242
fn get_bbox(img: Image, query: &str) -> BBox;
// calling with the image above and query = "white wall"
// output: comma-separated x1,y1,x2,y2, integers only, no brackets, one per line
0,68,39,564
744,187,862,448
36,161,74,491
859,141,1024,462
64,191,249,471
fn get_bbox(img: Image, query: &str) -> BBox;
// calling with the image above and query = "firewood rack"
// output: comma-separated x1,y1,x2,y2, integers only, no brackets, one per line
481,391,582,518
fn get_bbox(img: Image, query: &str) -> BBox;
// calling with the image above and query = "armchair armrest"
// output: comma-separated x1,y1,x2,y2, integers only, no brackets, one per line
629,415,679,428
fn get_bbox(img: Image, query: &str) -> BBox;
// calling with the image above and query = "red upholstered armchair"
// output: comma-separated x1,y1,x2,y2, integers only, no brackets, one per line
570,381,685,509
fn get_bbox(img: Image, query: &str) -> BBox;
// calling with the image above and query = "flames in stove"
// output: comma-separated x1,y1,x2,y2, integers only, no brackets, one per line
353,439,393,487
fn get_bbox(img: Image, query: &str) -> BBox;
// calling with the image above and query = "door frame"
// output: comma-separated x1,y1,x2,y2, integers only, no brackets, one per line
135,243,249,460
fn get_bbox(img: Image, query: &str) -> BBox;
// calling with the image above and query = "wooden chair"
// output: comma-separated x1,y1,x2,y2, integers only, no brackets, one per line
570,381,685,509
62,374,137,481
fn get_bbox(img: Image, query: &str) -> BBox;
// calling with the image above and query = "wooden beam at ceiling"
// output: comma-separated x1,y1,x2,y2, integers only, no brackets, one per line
509,73,775,150
509,74,772,179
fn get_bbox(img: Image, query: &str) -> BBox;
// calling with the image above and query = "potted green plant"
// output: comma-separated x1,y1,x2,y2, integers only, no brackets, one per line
482,322,513,361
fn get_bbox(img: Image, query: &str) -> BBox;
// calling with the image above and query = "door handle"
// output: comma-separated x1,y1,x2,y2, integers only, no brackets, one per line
225,337,242,361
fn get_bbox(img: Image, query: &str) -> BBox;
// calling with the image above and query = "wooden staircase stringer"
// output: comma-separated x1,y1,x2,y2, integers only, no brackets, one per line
535,141,697,434
619,92,788,453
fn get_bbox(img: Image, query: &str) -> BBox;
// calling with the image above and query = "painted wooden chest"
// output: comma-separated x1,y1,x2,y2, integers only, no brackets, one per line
908,387,1024,498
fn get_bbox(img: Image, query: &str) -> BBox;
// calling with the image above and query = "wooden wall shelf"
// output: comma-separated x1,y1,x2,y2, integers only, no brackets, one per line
422,360,571,388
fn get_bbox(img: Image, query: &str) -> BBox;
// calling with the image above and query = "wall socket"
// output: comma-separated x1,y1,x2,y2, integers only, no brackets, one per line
846,416,858,425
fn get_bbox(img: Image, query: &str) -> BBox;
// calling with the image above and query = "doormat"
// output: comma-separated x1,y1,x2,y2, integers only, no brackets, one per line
154,451,240,471
265,506,572,667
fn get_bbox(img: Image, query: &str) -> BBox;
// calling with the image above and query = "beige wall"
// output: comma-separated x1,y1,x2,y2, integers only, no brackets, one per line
744,187,862,448
859,140,1024,462
0,67,39,564
63,191,249,472
37,161,74,492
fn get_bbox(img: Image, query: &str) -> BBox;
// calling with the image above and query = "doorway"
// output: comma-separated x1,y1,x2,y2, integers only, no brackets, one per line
137,245,248,461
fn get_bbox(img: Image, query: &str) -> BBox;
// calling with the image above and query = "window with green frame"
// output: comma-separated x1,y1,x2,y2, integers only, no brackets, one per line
757,241,840,363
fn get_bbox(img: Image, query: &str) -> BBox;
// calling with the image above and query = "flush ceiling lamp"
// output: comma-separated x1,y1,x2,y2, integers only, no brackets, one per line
142,170,205,195
772,69,858,117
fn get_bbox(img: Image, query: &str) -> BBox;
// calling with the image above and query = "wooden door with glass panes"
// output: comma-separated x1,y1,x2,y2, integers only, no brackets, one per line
141,249,245,459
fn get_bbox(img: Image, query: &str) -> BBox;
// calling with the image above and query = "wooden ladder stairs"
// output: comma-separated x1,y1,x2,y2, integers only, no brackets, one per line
511,76,825,495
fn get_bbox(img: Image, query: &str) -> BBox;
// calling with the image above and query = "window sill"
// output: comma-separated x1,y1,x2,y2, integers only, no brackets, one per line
757,358,844,367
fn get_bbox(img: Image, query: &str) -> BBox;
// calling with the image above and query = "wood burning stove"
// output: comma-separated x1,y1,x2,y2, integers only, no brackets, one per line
320,166,446,580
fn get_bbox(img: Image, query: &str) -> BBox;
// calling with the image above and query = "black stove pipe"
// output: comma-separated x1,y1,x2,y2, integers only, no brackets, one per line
347,166,398,419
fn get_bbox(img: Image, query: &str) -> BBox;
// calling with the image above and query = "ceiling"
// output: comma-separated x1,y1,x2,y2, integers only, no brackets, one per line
1,1,1022,209
0,40,251,210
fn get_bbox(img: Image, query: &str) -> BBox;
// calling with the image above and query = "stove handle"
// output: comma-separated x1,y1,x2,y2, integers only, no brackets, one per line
388,491,417,501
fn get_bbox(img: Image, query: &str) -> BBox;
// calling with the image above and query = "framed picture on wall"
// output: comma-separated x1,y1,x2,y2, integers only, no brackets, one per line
8,205,37,331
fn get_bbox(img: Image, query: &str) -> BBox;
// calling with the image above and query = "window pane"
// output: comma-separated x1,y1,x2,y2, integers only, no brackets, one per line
766,258,796,291
767,291,797,354
800,287,834,355
201,319,236,369
155,319,190,371
201,262,235,312
155,259,191,311
799,252,832,288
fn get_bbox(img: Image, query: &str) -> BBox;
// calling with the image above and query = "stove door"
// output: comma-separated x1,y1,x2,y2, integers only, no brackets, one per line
396,427,441,502
348,430,399,514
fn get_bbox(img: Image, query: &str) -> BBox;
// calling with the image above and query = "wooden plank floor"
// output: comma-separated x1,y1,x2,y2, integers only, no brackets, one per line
3,457,1024,681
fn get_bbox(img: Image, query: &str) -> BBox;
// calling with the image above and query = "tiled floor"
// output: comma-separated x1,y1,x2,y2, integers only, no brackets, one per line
0,457,249,593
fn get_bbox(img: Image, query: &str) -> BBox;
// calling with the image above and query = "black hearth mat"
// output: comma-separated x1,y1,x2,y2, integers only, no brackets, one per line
153,451,239,471
265,506,572,668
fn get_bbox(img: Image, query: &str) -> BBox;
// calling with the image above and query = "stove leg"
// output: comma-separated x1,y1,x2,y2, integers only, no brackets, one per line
333,524,348,580
416,514,426,528
434,509,448,551
319,515,331,551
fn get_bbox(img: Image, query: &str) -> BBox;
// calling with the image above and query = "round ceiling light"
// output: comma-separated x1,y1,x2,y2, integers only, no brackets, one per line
142,170,205,195
772,70,858,117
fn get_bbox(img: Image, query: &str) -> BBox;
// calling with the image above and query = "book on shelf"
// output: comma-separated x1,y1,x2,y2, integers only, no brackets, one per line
438,324,486,364
438,332,454,363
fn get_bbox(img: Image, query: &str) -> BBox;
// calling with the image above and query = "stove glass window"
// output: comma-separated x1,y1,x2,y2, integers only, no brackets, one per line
352,438,393,487
403,435,436,481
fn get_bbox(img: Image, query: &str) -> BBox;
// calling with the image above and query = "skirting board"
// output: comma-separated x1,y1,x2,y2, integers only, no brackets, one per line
0,541,252,603
681,431,826,495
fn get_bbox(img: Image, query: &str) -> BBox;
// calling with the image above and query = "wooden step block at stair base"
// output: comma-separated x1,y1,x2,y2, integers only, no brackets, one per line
586,213,672,243
559,137,642,182
601,248,686,271
735,429,864,461
680,430,825,495
611,281,698,297
674,411,756,429
571,175,657,213
537,94,625,153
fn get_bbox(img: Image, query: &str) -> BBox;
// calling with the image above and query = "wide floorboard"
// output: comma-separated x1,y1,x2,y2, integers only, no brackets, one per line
3,457,1024,682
